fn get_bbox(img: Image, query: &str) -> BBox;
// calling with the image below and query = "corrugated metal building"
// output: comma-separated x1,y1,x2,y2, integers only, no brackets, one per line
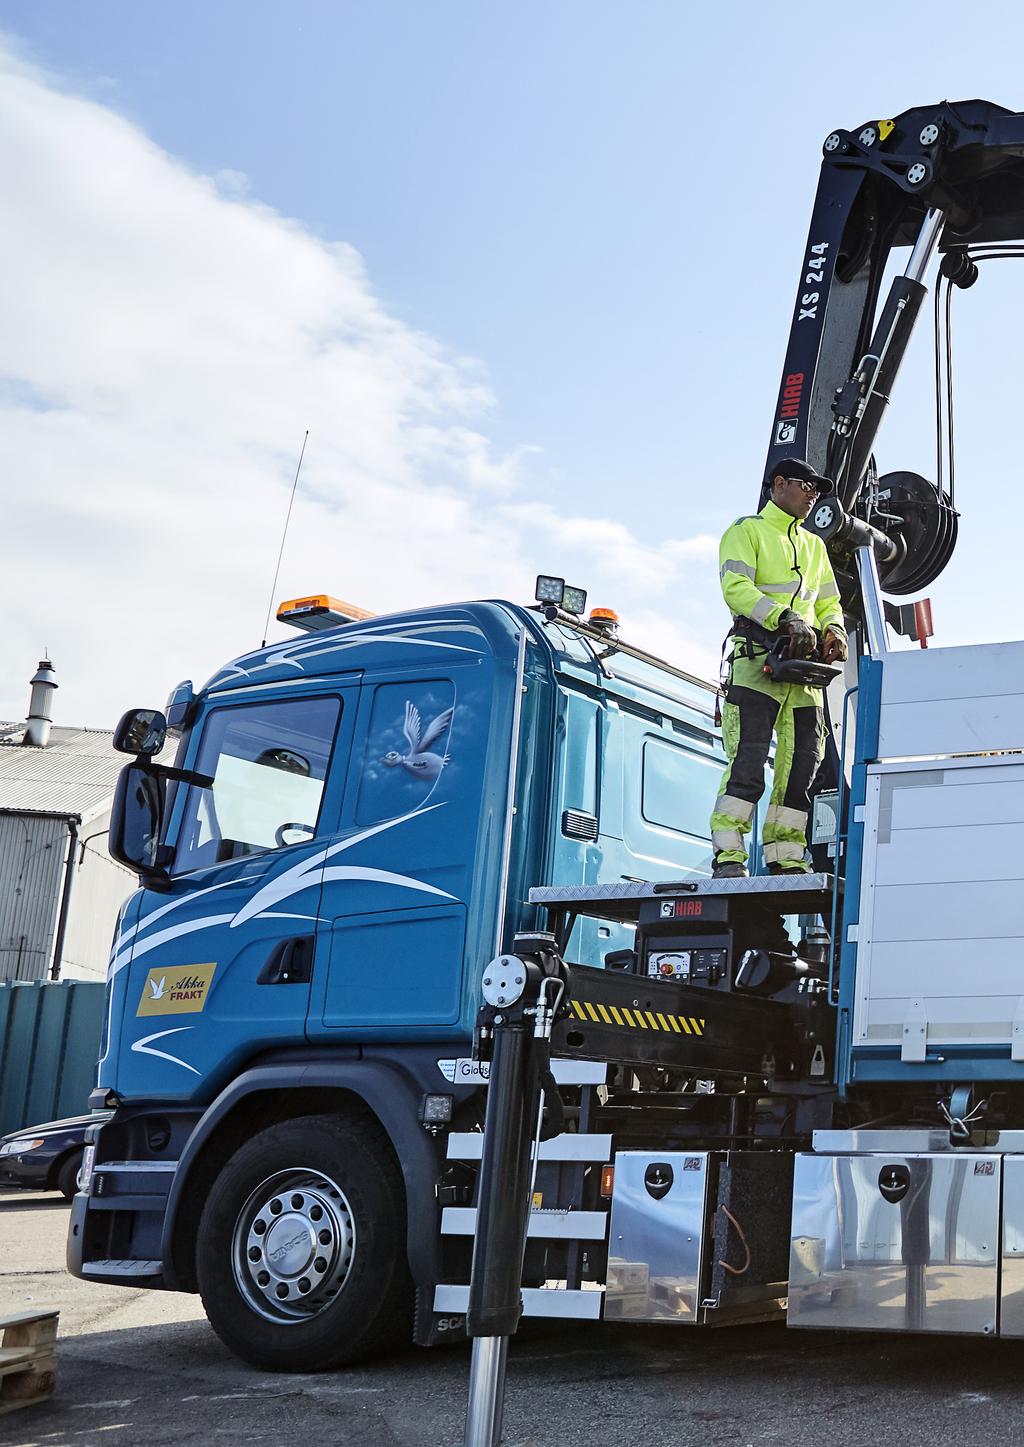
0,660,157,983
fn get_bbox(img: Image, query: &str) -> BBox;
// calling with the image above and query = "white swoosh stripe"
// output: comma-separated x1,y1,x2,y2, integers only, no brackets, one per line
231,802,444,927
212,630,479,683
110,913,234,977
243,618,472,662
319,866,455,900
131,1027,201,1076
108,805,449,976
121,875,242,951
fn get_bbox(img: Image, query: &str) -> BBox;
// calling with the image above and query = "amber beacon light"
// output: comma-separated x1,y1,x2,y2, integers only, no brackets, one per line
276,594,376,633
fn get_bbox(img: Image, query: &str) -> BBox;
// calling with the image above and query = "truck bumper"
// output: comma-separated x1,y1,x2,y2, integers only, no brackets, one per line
66,1117,179,1290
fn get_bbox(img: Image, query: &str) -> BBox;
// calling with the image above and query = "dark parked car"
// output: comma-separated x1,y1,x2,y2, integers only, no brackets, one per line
0,1112,112,1200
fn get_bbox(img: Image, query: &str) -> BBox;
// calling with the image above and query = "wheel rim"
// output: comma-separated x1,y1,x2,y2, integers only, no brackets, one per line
231,1168,356,1323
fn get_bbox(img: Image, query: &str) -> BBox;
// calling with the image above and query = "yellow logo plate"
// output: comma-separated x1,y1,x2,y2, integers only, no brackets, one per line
137,963,217,1016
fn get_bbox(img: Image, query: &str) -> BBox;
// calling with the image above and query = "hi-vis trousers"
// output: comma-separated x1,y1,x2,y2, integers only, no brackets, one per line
710,651,826,872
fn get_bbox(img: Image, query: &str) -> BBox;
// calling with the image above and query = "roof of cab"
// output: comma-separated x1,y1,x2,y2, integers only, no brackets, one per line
202,602,524,695
200,598,718,726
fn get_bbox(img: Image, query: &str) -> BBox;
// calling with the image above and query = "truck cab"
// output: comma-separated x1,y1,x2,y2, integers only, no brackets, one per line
69,591,731,1368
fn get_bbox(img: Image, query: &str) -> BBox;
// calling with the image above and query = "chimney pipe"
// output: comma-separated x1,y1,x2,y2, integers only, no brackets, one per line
23,658,57,748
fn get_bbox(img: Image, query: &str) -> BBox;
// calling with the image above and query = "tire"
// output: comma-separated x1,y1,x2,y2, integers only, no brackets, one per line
195,1113,412,1371
57,1151,83,1201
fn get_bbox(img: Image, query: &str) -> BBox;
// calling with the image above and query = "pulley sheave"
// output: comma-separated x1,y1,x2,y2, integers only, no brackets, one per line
867,470,959,595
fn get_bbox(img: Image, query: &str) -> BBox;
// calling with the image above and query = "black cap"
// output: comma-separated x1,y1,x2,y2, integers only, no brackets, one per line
771,457,834,496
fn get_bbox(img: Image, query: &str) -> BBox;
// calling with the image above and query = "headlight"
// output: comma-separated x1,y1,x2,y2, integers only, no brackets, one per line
0,1137,45,1156
79,1144,96,1193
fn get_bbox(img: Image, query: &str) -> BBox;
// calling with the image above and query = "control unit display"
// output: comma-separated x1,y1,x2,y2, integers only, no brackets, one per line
647,949,726,985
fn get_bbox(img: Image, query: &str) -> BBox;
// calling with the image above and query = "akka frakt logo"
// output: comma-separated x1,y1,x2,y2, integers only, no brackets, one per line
137,963,217,1017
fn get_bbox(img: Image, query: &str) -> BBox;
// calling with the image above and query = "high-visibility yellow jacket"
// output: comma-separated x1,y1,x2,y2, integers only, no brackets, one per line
719,499,844,635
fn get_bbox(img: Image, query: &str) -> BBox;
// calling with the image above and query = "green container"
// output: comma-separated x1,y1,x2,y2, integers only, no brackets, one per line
0,980,105,1136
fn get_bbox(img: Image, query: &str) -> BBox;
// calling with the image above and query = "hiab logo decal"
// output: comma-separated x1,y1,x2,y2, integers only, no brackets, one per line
137,963,217,1016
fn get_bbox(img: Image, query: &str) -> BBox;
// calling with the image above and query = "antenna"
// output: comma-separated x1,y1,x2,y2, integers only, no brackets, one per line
261,430,309,648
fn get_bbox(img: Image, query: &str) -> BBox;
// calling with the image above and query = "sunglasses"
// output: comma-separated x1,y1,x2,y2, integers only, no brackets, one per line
785,477,820,494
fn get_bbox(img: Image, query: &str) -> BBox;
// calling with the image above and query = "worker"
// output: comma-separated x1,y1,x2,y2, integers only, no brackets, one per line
710,458,848,878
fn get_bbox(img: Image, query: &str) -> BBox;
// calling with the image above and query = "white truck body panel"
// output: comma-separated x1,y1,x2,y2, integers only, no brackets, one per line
852,643,1024,1056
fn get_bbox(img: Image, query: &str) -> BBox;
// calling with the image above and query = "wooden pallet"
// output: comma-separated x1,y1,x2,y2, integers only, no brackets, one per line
0,1310,58,1414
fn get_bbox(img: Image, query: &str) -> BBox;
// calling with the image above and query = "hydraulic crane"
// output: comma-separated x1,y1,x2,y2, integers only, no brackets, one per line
766,99,1024,630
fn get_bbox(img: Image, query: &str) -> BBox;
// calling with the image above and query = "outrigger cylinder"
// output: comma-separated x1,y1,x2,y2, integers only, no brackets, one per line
464,939,566,1447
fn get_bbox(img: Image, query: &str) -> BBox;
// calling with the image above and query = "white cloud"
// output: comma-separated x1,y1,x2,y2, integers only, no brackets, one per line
498,501,718,596
0,38,720,727
214,168,251,199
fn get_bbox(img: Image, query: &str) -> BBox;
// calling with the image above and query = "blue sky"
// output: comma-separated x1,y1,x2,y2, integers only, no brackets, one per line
2,3,1022,722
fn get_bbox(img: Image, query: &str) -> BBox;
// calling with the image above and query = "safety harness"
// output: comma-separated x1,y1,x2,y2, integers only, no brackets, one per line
716,617,842,724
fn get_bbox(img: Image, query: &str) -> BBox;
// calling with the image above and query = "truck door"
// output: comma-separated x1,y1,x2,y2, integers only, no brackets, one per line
115,683,357,1100
307,666,492,1039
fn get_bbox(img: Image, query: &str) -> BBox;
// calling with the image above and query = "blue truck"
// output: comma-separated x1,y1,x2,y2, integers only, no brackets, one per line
69,587,739,1368
71,101,1024,1389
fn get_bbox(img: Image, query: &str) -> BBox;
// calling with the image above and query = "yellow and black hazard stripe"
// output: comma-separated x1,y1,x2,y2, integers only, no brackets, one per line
568,998,705,1037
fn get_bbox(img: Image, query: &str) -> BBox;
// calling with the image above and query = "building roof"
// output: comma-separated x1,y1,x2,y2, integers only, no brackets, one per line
0,722,138,819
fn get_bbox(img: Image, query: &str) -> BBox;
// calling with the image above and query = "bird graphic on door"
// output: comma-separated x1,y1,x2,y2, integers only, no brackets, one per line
381,702,454,780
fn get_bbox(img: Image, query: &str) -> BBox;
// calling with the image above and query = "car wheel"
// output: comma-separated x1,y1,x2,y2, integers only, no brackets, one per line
195,1114,412,1371
57,1151,83,1201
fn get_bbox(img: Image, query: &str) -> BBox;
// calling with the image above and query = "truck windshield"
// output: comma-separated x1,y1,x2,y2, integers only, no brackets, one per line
171,695,341,875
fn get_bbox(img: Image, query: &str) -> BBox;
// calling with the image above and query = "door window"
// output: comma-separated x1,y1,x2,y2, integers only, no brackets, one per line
172,696,341,874
641,736,724,839
356,680,456,825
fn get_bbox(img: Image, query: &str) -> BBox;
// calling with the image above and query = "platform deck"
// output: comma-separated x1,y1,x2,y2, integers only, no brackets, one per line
529,874,835,923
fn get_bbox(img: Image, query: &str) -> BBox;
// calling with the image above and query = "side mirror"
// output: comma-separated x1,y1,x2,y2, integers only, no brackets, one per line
113,708,167,757
109,762,168,881
164,680,195,732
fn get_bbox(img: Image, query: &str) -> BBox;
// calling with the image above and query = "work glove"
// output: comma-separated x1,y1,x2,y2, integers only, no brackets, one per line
822,627,849,665
777,609,818,660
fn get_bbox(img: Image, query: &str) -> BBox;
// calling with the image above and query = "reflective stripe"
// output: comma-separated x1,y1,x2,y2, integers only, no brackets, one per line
712,828,745,851
765,803,808,831
817,580,840,600
763,840,807,863
760,582,814,602
716,793,755,823
750,595,776,625
721,559,757,581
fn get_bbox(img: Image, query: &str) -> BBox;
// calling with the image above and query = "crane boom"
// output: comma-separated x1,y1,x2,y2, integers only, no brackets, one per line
762,99,1024,610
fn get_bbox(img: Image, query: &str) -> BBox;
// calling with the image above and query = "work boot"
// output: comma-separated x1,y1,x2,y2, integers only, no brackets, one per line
767,862,809,876
713,861,749,879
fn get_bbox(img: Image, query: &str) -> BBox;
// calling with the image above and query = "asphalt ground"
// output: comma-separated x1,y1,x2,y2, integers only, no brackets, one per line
2,1187,1024,1447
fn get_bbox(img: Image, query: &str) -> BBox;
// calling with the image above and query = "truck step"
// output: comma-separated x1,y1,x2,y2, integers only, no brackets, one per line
441,1207,607,1240
81,1259,161,1277
549,1061,607,1085
94,1160,178,1173
434,1285,603,1320
0,1311,58,1415
446,1131,612,1163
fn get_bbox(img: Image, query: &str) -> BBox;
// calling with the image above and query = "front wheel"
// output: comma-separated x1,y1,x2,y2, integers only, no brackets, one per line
57,1151,83,1201
196,1114,412,1370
